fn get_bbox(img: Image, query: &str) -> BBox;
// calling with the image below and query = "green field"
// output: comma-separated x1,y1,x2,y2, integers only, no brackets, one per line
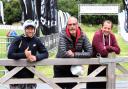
0,24,128,77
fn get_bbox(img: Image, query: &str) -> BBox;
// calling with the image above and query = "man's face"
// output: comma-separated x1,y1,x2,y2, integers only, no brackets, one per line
67,18,78,37
25,26,35,37
101,22,112,36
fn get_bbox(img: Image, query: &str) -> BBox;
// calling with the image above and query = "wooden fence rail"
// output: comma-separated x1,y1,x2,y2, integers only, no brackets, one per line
0,57,128,89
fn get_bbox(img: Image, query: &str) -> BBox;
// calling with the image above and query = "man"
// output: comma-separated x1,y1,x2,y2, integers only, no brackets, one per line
54,17,93,89
87,20,120,89
7,20,48,89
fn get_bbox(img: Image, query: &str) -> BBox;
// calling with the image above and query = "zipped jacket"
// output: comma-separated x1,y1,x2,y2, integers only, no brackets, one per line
7,35,48,78
56,27,93,58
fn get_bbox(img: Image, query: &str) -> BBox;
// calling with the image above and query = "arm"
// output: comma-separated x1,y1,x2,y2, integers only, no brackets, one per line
74,35,93,58
57,33,71,58
92,32,109,57
7,37,26,60
106,34,120,54
36,39,49,61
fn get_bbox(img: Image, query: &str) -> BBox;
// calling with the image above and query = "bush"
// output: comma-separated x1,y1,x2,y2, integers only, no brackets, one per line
3,0,21,24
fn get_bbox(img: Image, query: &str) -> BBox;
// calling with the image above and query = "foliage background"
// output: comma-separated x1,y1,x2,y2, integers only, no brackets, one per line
1,0,21,24
0,0,124,24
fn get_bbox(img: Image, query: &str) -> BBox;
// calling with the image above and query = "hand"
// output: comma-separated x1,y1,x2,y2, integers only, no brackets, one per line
25,47,31,58
25,47,37,62
106,46,113,52
27,55,37,62
66,50,74,57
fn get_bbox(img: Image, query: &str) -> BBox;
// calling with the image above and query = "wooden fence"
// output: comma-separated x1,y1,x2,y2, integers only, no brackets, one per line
0,56,128,89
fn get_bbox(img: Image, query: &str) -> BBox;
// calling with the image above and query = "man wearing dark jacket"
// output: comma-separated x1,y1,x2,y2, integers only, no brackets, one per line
87,20,120,89
7,20,48,89
54,17,93,89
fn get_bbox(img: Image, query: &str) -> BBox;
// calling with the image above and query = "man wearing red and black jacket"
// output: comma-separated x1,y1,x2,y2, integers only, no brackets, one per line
54,17,93,89
87,20,120,89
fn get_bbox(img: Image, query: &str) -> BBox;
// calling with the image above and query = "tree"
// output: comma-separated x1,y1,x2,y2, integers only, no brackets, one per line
3,0,21,24
57,0,78,17
0,0,124,24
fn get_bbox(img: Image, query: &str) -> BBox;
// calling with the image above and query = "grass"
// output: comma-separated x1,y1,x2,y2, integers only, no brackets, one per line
36,51,57,78
0,24,128,77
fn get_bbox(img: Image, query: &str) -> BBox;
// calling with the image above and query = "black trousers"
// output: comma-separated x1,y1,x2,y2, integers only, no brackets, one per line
86,65,106,89
54,65,78,89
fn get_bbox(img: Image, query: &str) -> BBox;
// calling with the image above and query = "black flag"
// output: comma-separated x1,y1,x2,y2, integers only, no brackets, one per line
40,0,57,35
20,0,57,35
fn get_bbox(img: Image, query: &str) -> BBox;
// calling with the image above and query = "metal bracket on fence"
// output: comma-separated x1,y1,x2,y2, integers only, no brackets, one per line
97,53,108,64
97,53,103,63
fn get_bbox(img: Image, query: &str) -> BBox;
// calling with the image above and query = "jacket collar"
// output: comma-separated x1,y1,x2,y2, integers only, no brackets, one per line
65,27,81,39
65,26,81,45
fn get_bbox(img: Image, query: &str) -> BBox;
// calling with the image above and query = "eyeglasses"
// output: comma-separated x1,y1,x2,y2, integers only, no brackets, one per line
68,23,77,26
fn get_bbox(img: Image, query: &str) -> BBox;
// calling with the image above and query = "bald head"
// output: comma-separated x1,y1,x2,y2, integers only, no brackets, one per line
67,17,79,37
67,17,78,25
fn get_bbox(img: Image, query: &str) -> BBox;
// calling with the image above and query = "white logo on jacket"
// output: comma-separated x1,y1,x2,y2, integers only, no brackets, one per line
33,44,36,47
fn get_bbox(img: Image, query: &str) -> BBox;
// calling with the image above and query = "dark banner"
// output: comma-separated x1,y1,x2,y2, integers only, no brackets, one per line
40,0,57,35
20,0,57,35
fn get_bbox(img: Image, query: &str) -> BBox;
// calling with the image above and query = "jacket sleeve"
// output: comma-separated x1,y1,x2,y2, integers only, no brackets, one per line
110,35,120,54
74,35,93,58
36,39,49,61
92,32,109,57
7,37,26,60
57,33,71,58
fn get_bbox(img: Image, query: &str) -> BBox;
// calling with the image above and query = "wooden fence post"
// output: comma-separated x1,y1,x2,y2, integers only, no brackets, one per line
107,53,116,89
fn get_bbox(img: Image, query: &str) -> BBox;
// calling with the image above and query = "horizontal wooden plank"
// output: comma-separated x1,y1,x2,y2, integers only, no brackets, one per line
52,77,107,83
100,57,128,63
117,74,128,79
3,77,107,84
0,58,100,66
4,78,44,84
0,57,128,66
116,81,128,88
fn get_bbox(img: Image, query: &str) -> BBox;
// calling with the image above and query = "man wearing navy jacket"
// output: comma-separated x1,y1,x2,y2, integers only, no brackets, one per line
7,20,48,89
